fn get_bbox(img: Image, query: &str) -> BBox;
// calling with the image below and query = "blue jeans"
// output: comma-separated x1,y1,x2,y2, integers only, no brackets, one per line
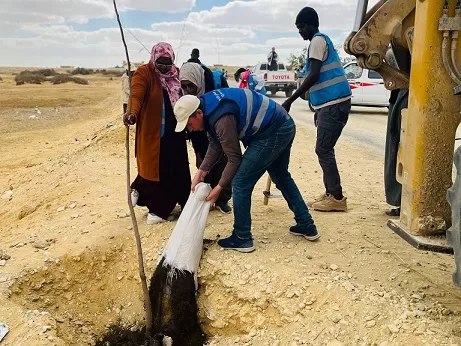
232,117,314,240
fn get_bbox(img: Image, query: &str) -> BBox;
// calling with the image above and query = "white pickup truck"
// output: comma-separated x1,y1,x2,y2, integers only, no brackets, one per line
251,62,298,97
303,61,389,111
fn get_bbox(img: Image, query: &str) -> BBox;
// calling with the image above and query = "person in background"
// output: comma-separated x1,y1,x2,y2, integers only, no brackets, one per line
187,48,215,92
121,65,136,113
212,69,229,89
179,62,232,213
384,48,407,217
173,89,319,253
123,42,191,225
282,6,352,212
248,72,267,95
238,69,251,89
268,47,279,71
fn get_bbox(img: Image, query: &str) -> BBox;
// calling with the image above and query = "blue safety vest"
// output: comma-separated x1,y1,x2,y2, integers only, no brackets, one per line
201,88,278,146
305,33,351,107
248,74,267,95
212,70,224,89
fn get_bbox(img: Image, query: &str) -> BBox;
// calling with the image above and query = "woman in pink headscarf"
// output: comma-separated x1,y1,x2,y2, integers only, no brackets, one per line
123,42,191,225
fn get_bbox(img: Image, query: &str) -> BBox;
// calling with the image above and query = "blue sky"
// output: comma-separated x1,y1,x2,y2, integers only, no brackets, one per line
0,0,378,68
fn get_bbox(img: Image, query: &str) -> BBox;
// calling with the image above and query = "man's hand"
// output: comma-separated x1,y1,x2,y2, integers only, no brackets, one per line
282,100,292,112
191,169,207,191
206,185,223,205
123,113,136,126
195,153,203,169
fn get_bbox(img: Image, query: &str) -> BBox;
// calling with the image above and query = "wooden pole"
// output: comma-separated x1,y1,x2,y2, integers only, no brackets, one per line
113,0,153,338
263,175,272,205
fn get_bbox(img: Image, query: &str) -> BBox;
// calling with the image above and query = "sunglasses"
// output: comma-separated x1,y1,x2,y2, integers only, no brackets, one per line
181,82,196,89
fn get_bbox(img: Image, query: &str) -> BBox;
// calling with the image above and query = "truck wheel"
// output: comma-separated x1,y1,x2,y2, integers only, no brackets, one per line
270,90,277,95
285,89,293,97
447,146,461,287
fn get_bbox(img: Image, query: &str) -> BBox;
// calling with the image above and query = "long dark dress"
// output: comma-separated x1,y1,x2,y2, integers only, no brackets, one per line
131,90,191,219
384,89,408,207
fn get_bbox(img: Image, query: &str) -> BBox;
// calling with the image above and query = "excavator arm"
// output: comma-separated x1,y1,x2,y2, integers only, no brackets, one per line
345,0,461,286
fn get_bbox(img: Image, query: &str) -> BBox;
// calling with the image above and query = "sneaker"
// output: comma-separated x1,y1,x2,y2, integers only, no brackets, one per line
290,224,320,241
147,213,165,225
308,193,327,207
131,189,139,207
215,202,232,214
311,194,347,212
217,235,255,253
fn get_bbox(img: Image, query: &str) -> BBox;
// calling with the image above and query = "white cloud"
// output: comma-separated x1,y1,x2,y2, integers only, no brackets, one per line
187,0,380,33
0,0,196,27
118,0,196,12
0,0,380,67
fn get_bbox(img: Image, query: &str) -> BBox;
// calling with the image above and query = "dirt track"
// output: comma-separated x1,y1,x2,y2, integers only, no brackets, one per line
0,72,461,346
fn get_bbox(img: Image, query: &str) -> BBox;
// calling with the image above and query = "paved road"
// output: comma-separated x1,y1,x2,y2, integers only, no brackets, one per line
270,93,389,154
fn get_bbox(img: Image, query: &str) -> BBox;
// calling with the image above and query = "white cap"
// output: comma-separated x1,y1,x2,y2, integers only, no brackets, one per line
174,95,200,132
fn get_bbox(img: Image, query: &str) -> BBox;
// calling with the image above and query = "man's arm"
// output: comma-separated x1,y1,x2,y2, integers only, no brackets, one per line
213,115,242,187
200,115,242,187
200,132,223,173
282,36,326,110
284,59,321,105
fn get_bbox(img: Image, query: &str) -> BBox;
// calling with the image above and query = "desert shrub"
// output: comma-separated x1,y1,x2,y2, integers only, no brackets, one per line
72,76,89,85
36,68,57,76
50,74,88,85
0,76,3,82
15,71,47,85
101,69,124,77
71,67,94,75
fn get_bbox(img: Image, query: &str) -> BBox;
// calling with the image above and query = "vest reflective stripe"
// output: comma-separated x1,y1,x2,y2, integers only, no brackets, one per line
201,88,278,145
239,89,254,138
306,33,351,107
320,61,343,73
310,75,348,92
252,96,270,135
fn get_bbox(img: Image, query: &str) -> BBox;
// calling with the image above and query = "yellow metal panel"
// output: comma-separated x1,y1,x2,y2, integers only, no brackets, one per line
397,0,461,235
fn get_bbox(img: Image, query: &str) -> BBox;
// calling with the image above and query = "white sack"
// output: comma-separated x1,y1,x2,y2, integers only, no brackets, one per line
162,182,212,275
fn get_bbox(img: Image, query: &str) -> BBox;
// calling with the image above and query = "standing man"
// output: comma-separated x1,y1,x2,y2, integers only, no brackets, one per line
267,47,278,71
187,48,215,92
282,7,352,212
173,89,319,253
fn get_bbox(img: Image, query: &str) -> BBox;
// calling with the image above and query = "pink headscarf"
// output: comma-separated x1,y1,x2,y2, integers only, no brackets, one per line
150,42,182,106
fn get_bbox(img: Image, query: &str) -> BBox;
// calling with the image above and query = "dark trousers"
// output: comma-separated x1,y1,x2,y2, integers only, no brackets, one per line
315,99,351,198
384,89,407,207
205,155,232,204
269,60,278,71
233,117,314,240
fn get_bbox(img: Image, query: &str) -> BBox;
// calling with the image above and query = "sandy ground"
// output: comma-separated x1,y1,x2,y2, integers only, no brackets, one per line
0,71,461,346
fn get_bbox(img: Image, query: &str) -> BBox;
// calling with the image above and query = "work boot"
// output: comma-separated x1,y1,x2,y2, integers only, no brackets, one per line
308,193,327,207
311,194,347,212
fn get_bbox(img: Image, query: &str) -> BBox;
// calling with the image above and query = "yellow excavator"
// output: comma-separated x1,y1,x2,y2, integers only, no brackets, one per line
344,0,461,286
